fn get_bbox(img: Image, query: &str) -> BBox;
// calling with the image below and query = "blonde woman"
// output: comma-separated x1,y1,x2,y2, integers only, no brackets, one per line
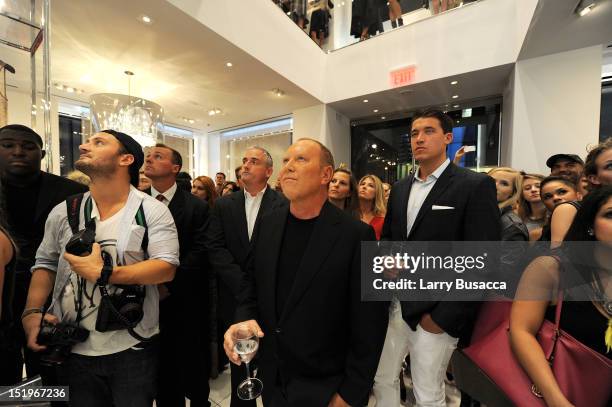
358,174,386,240
488,167,528,241
517,173,547,240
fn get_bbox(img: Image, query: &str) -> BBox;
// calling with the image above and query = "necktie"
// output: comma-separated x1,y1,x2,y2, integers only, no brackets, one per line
156,194,166,202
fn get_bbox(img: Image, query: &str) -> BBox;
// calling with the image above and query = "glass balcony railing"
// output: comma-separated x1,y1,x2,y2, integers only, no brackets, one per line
272,0,480,51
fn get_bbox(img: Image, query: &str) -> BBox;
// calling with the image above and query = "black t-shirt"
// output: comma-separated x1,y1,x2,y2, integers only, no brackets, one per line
4,175,41,272
276,212,318,318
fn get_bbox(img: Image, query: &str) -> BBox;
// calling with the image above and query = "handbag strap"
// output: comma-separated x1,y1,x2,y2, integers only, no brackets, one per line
544,254,565,361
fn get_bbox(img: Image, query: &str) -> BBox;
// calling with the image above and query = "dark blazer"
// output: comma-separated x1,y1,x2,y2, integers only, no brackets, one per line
146,186,210,403
236,201,389,406
205,187,286,324
17,172,87,271
381,162,501,341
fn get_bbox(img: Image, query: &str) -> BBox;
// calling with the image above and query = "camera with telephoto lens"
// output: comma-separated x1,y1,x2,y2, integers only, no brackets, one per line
37,320,89,366
65,225,95,256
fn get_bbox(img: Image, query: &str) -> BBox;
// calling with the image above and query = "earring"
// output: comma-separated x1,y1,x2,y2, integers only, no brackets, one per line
587,228,594,236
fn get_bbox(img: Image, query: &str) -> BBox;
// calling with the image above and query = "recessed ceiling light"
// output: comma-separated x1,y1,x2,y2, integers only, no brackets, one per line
452,95,459,99
226,62,233,67
272,88,285,97
140,15,153,24
575,1,595,16
385,166,388,170
451,80,458,85
381,116,386,120
372,144,377,149
363,99,369,103
373,109,379,113
453,104,460,108
65,87,74,93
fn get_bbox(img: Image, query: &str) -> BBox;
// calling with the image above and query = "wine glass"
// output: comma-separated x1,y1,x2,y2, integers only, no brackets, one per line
232,324,263,400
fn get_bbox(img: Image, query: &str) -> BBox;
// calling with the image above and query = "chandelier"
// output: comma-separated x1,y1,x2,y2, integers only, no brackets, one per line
89,71,163,147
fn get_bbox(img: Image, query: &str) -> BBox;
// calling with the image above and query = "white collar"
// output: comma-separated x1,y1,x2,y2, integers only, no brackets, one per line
415,159,450,182
151,183,178,203
244,185,267,199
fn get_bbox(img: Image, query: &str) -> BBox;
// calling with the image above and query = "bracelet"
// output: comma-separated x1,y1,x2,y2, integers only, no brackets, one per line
21,307,43,320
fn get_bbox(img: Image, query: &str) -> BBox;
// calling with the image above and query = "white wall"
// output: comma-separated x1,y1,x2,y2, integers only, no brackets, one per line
293,104,351,167
503,46,602,174
324,0,538,102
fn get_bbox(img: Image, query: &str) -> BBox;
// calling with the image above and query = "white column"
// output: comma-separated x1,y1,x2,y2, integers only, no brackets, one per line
501,46,602,174
292,103,351,167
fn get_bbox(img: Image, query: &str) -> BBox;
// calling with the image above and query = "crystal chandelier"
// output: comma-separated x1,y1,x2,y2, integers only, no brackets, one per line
89,71,163,147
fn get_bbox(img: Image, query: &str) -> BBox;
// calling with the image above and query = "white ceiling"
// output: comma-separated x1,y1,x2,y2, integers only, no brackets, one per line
328,64,513,122
1,0,320,132
519,0,612,60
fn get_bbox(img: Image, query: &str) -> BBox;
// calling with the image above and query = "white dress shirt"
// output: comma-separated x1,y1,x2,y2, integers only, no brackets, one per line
244,186,267,240
406,159,450,237
151,183,177,207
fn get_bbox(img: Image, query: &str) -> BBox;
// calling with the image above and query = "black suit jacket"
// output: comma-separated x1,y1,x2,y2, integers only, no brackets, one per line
236,201,388,406
382,162,501,341
205,187,286,325
14,172,87,272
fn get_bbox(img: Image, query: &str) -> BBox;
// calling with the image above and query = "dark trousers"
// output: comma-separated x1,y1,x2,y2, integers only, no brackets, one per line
0,271,41,385
156,297,211,407
58,342,159,407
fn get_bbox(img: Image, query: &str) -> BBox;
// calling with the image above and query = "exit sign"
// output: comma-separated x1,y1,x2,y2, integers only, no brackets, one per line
389,65,416,88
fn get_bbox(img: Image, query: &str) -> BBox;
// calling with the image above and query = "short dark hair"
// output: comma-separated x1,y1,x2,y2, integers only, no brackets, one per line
155,143,182,171
235,166,242,180
412,109,454,135
216,172,226,178
0,124,43,147
540,175,578,192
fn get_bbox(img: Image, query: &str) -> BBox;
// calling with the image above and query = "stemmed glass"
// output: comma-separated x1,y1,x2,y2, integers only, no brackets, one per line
232,324,263,400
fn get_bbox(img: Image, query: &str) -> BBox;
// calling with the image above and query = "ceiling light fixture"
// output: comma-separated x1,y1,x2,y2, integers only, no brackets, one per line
373,109,379,113
272,88,285,97
226,62,233,67
453,104,460,108
451,80,458,85
363,99,369,103
452,95,459,99
140,15,153,24
381,116,386,120
575,0,595,16
371,144,377,149
208,108,223,116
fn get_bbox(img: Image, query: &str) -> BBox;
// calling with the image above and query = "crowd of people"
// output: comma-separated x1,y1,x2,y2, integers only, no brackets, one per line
0,109,611,406
274,0,469,47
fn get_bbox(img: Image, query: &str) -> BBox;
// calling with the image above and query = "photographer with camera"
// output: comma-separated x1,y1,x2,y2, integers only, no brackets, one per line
21,130,179,407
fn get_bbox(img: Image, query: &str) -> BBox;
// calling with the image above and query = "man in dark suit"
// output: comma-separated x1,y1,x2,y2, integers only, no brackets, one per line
373,110,501,406
205,146,285,407
224,139,388,407
0,124,87,385
143,144,210,407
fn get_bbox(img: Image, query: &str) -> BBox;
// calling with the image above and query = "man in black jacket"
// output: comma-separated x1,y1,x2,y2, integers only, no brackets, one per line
224,139,388,407
205,146,285,407
373,110,501,406
144,144,210,407
0,124,87,385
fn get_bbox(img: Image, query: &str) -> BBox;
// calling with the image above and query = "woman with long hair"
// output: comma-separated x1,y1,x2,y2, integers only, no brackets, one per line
328,167,359,216
221,181,240,196
488,167,528,241
191,175,218,209
357,174,386,240
538,176,583,246
510,186,612,407
517,173,547,240
585,138,612,190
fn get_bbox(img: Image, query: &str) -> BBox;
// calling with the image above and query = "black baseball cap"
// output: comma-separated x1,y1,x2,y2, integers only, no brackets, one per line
100,129,144,187
545,154,584,168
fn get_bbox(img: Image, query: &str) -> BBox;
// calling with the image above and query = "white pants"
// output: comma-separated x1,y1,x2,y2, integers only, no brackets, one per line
373,300,458,407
